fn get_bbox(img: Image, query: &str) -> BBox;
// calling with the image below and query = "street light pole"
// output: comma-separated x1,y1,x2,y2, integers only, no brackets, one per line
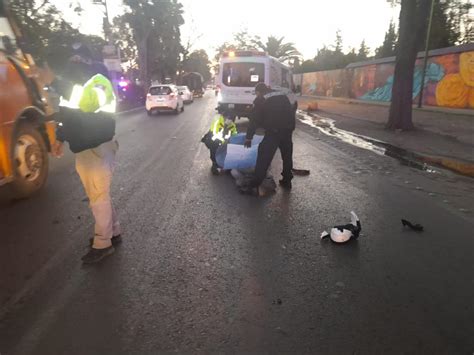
103,0,111,44
92,0,111,43
418,0,436,108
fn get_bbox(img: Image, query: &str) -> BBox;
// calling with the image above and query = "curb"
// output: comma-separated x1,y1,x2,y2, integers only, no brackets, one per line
299,110,474,178
300,95,474,117
117,106,144,116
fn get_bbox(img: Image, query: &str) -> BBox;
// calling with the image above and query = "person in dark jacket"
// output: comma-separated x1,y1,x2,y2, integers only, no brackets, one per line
51,43,121,264
244,83,295,190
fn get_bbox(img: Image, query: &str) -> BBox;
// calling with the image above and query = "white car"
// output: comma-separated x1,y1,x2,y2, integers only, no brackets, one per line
146,84,184,115
177,86,193,104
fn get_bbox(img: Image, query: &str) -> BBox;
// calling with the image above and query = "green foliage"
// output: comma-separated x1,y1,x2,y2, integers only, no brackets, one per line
8,0,105,73
214,31,301,63
121,0,184,83
376,0,472,58
253,36,301,62
295,31,361,73
357,40,370,61
112,15,137,68
375,21,398,58
183,49,211,81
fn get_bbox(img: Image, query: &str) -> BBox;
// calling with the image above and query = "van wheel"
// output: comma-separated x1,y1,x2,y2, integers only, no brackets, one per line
147,109,153,116
11,122,49,198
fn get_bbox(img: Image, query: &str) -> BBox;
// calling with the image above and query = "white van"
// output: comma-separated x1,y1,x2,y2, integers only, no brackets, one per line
216,50,297,118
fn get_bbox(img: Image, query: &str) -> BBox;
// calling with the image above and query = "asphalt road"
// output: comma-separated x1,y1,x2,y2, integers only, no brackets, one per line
1,92,473,354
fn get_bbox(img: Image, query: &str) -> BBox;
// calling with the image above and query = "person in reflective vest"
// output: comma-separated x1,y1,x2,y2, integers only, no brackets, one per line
201,108,237,175
51,43,121,264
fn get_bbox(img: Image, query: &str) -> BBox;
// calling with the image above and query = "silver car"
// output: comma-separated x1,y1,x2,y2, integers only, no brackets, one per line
146,85,184,115
177,86,194,104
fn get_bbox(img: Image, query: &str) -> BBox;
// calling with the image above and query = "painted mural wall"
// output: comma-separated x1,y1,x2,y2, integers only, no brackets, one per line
298,47,474,110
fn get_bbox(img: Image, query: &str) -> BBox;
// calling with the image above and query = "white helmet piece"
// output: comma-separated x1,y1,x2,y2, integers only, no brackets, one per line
320,211,361,244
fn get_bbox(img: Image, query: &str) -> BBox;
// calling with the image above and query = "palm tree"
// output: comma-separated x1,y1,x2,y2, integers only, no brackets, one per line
254,36,301,62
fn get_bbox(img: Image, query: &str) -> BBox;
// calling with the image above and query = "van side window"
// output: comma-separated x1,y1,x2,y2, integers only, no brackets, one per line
281,68,290,88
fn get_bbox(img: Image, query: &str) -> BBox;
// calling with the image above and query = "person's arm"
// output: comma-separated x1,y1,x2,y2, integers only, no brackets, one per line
230,122,238,135
245,97,264,145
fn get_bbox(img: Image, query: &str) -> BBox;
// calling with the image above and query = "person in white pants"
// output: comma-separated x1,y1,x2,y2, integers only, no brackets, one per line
52,42,121,264
75,140,121,250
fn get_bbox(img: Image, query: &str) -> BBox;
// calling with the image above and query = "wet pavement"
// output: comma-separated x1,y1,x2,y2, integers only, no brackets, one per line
1,93,473,354
298,111,474,177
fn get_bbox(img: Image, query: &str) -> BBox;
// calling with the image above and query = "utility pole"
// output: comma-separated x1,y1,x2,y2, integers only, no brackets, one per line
418,0,436,108
92,0,111,43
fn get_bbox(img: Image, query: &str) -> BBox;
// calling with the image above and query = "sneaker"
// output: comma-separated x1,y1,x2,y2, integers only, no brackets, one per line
88,235,122,247
279,179,292,190
82,246,115,264
211,164,219,175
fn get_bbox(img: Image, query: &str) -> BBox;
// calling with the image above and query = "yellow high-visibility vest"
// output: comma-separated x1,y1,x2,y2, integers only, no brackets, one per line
210,115,237,142
59,74,116,114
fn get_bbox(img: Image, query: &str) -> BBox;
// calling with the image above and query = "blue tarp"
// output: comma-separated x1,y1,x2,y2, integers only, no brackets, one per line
215,134,264,170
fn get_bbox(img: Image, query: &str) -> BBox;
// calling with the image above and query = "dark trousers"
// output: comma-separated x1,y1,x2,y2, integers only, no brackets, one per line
209,140,220,165
252,129,293,187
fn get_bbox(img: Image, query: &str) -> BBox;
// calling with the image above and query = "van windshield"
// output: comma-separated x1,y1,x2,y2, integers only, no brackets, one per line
222,62,264,87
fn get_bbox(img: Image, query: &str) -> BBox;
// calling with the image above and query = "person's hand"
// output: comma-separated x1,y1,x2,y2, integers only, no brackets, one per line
51,141,64,158
244,139,252,148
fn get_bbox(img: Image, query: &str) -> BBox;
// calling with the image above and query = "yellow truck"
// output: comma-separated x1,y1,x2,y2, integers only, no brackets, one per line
0,0,57,198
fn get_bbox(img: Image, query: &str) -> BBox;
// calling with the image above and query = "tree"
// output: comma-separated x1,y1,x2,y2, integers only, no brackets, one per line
357,40,370,61
112,15,138,69
9,0,105,73
449,0,473,44
183,49,211,81
387,0,432,130
121,0,184,85
375,21,398,58
298,60,318,73
214,32,301,63
253,36,301,62
334,30,343,53
233,29,259,50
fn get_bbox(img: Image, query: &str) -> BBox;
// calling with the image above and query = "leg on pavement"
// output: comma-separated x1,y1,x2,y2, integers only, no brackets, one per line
75,144,116,249
279,130,294,181
252,133,280,187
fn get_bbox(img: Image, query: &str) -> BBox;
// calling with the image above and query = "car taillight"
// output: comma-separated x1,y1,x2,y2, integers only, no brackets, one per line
147,93,152,100
169,93,176,98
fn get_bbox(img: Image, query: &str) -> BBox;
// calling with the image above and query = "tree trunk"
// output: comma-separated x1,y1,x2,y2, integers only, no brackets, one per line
137,28,152,88
387,0,431,130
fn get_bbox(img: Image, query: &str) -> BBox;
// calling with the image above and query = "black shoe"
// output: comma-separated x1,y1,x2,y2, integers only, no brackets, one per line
211,164,219,175
238,186,257,195
279,179,292,189
81,246,115,264
89,235,122,247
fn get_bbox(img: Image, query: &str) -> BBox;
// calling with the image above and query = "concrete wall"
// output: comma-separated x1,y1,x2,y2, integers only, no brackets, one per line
295,44,474,110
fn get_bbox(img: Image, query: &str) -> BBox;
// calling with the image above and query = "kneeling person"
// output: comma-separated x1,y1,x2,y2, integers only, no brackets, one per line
202,108,238,175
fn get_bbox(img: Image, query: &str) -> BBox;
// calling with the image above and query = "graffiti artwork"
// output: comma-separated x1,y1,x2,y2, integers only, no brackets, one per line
296,45,474,110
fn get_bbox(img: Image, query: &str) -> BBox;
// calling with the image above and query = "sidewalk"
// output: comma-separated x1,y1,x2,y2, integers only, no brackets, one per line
298,96,474,165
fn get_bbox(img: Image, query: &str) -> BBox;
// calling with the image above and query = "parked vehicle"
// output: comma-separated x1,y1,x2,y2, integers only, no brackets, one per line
146,84,184,115
0,0,57,198
177,85,193,104
182,72,204,98
216,50,297,118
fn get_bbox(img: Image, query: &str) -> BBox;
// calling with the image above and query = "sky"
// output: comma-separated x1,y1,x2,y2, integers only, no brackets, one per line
53,0,401,60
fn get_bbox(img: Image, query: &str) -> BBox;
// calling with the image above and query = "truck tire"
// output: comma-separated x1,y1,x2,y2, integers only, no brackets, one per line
10,122,49,198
